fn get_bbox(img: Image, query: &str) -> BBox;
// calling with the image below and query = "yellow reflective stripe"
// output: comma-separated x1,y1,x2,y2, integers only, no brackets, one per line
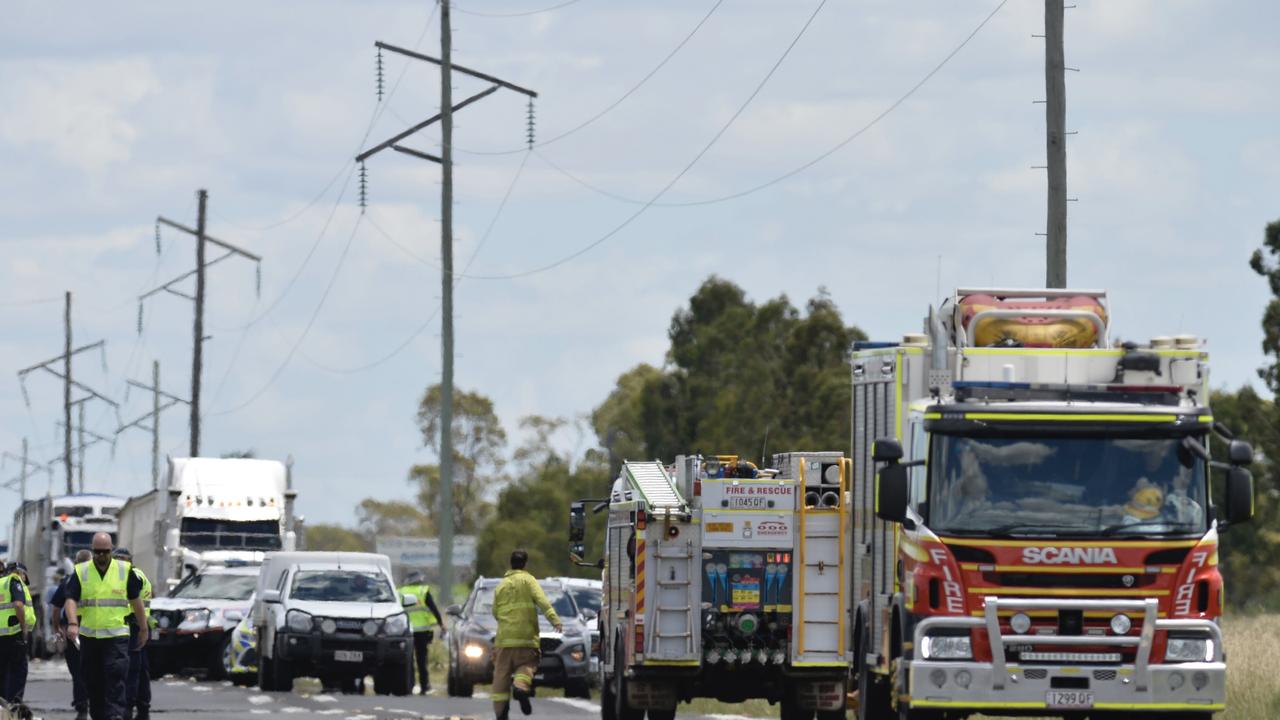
942,536,1199,549
81,626,131,638
961,413,1180,422
513,673,533,683
492,693,510,701
80,599,130,607
958,563,1175,575
966,586,1168,597
0,626,19,637
0,603,15,610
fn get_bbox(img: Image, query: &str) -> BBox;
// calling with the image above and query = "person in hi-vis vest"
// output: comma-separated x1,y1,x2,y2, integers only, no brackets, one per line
0,561,30,706
397,571,444,694
63,532,148,720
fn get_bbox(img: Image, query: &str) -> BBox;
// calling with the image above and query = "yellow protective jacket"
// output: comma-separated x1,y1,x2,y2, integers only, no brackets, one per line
397,583,436,632
491,570,559,649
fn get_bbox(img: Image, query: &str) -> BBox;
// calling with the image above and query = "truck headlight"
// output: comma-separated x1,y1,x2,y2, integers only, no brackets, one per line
1165,638,1213,662
179,608,212,631
568,645,586,663
1110,614,1132,635
286,610,314,633
383,613,408,636
921,635,972,660
464,643,486,659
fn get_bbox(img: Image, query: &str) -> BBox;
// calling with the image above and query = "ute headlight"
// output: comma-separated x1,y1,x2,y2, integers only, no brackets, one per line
319,618,338,635
179,608,212,631
383,613,408,636
1165,638,1213,663
285,610,314,633
1009,613,1032,634
921,635,972,660
463,643,485,660
362,619,380,637
1110,614,1132,635
569,645,586,662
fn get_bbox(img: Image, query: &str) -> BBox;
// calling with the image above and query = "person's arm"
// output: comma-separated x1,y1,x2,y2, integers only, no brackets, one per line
12,580,27,637
63,573,81,644
529,579,561,632
128,570,148,649
424,589,445,628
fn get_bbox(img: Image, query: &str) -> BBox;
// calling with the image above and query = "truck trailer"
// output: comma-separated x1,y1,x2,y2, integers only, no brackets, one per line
574,454,851,720
851,288,1254,719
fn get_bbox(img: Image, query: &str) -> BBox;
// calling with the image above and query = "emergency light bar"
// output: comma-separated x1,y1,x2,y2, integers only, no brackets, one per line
953,381,1185,406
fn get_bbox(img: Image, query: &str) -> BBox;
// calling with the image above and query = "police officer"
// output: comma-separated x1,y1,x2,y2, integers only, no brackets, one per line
63,532,148,720
397,571,444,694
491,550,560,720
5,562,35,705
113,548,152,720
51,549,92,720
0,562,29,706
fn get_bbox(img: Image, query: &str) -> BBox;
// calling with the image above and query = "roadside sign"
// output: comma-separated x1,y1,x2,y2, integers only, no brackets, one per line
376,535,476,570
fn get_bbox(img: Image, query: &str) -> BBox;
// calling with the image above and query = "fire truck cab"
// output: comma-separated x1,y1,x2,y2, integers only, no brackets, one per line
850,288,1254,719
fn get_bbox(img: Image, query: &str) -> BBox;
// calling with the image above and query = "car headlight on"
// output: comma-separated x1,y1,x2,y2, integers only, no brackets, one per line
463,643,485,659
383,613,408,636
1165,637,1213,662
286,610,314,633
319,618,338,635
921,635,972,660
362,619,380,637
568,644,586,663
179,608,212,631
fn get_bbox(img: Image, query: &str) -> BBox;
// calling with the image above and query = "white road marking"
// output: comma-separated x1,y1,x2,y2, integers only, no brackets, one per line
248,694,273,705
311,694,338,703
551,697,600,714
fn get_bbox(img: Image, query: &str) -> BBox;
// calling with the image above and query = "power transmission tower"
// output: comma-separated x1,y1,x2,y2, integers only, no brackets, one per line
1044,0,1068,287
2,438,51,552
16,292,118,494
117,360,190,490
358,0,536,604
139,190,261,457
54,400,117,492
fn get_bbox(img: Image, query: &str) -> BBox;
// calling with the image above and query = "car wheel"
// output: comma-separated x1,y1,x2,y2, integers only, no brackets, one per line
212,636,234,681
565,678,591,699
147,648,166,680
374,662,413,696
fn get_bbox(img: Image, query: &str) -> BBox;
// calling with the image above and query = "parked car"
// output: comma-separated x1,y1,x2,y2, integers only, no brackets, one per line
253,551,415,695
149,564,259,678
445,576,592,698
554,577,602,682
221,592,258,686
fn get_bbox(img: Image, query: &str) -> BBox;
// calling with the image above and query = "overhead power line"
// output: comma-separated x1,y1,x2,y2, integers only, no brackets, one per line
454,0,586,18
459,0,724,156
530,0,1010,209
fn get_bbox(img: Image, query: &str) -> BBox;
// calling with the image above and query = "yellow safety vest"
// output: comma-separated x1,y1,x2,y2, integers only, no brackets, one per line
77,559,131,639
0,576,20,637
398,583,436,632
19,578,35,629
127,567,153,625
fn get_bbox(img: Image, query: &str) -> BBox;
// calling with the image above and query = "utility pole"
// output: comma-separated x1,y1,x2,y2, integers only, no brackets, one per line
140,190,261,457
78,401,85,491
17,302,117,495
1044,0,1068,288
117,360,190,490
358,1,536,604
2,439,49,548
55,401,116,493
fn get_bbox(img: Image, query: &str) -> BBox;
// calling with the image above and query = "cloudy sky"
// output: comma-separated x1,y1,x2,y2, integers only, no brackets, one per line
2,0,1277,528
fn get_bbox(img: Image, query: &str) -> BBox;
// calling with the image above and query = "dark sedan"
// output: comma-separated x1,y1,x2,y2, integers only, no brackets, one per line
445,577,592,698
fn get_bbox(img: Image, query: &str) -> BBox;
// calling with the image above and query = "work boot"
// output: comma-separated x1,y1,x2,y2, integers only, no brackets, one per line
136,707,151,720
496,707,510,720
512,686,533,716
74,707,88,720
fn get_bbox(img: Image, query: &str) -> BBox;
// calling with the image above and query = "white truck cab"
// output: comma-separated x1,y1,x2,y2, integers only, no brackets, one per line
253,551,416,695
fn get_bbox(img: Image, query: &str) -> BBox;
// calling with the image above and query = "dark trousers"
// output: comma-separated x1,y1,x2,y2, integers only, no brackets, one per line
412,630,433,690
126,625,151,713
82,636,130,720
64,632,89,711
0,634,27,704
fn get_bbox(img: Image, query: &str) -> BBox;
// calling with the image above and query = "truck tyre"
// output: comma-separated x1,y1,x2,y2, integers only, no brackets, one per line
600,667,618,720
856,623,890,720
780,697,815,720
646,710,676,720
611,638,644,720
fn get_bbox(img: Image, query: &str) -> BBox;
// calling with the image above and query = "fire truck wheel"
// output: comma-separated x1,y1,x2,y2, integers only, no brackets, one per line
646,710,676,720
855,625,890,720
611,641,645,720
600,671,617,720
779,696,815,720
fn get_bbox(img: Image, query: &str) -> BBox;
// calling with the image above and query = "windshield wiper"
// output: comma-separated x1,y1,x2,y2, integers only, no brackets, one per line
1099,520,1197,536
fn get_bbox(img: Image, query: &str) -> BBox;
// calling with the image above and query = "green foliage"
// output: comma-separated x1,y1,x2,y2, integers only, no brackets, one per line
409,463,493,536
596,277,865,462
302,523,370,552
356,498,432,539
475,416,609,581
416,383,507,530
1249,219,1280,392
1210,387,1280,610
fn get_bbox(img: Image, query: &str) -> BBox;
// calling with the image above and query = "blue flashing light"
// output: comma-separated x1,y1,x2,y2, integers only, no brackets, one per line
952,380,1033,390
852,341,901,351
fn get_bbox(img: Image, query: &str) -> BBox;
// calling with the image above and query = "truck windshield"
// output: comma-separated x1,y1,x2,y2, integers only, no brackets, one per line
291,570,396,603
64,531,114,557
179,518,281,550
929,434,1207,537
170,573,257,600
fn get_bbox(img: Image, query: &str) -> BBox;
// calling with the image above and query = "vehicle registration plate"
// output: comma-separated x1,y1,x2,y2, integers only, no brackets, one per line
334,650,364,663
727,497,770,509
1046,690,1093,708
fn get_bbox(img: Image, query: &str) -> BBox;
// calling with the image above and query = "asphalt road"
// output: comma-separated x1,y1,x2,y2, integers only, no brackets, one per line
19,660,740,720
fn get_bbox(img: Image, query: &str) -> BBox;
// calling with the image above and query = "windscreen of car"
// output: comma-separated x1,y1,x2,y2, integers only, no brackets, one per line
472,586,576,619
569,587,601,615
170,572,257,600
930,434,1208,537
290,570,396,602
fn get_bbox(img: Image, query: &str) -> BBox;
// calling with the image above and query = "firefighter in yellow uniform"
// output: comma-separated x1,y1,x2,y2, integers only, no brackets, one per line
490,550,560,720
114,548,152,720
397,571,444,694
64,532,148,720
0,563,29,706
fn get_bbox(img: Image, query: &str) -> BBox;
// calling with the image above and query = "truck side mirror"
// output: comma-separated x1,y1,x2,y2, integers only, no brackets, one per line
164,527,181,553
1224,466,1254,525
1228,440,1254,466
876,463,909,524
569,501,587,543
872,439,903,464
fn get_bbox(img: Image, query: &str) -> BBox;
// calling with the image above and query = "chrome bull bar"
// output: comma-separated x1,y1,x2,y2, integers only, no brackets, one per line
913,596,1224,693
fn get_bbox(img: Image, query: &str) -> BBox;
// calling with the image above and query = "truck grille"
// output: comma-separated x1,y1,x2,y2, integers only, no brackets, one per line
982,572,1158,589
